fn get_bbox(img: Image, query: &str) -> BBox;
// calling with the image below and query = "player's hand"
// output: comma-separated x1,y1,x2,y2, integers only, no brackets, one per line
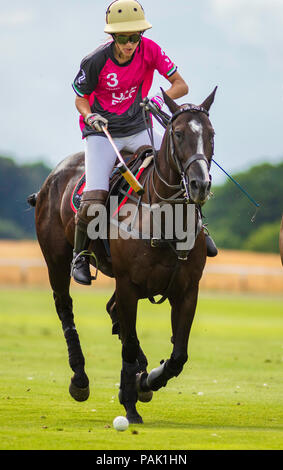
85,113,108,132
149,94,164,111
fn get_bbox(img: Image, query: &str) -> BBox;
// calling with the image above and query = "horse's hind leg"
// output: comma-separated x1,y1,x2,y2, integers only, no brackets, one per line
43,244,90,402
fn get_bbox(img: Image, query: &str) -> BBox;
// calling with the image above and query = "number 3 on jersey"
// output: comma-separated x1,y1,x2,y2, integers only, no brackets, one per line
107,73,119,87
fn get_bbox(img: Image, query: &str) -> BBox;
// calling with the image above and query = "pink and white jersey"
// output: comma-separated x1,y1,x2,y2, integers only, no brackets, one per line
72,37,177,138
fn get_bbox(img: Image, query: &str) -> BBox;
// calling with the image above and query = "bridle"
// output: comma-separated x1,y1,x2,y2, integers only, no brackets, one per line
168,104,210,173
143,104,212,204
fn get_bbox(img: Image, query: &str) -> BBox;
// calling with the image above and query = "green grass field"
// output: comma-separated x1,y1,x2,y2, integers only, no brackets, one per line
0,287,282,450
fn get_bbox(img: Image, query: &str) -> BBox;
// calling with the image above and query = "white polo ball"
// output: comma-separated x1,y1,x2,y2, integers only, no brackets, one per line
113,416,129,431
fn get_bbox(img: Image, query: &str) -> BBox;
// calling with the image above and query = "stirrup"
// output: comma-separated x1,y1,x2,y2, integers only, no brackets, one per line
71,250,99,281
203,225,218,257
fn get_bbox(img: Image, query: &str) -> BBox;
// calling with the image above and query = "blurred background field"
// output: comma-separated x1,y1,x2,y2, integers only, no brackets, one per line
1,153,283,293
0,240,282,294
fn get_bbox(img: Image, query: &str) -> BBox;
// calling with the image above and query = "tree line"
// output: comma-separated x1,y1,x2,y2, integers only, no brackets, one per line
0,154,282,253
0,156,50,239
204,160,283,253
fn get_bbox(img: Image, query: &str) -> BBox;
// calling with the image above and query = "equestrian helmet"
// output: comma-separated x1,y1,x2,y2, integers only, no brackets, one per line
104,0,152,33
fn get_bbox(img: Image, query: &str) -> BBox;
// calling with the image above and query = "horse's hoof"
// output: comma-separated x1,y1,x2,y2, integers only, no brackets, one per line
69,378,90,402
136,372,153,403
138,389,153,403
126,411,143,424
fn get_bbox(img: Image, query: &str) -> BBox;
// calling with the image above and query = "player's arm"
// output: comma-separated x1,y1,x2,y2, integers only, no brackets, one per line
75,96,92,120
164,71,189,100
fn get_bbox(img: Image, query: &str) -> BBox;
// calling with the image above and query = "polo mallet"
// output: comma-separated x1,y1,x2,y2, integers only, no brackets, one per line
102,126,144,196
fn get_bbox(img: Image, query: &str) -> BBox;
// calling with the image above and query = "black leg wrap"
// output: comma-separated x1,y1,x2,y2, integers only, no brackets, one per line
63,326,89,401
64,326,85,373
119,360,139,405
146,359,182,392
167,354,187,377
137,347,148,372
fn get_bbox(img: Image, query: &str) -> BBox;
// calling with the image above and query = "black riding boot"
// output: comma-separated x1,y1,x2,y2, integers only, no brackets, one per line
71,220,94,285
71,190,108,286
205,233,218,257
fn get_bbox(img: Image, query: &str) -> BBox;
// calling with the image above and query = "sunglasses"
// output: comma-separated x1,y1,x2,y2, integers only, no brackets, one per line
114,33,141,45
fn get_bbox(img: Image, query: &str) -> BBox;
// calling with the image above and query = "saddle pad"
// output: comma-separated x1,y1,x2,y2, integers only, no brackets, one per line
70,169,140,215
70,173,85,213
70,151,154,214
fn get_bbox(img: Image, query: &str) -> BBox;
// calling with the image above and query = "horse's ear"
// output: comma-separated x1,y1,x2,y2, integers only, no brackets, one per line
161,87,179,115
200,86,218,112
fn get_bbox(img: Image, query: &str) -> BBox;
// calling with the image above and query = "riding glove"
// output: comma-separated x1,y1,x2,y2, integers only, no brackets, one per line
85,113,108,132
150,94,164,111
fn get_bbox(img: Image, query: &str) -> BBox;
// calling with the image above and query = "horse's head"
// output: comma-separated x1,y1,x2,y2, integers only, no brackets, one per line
162,87,217,205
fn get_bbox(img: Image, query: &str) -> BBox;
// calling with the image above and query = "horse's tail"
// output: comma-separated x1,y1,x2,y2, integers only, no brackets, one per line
27,192,38,207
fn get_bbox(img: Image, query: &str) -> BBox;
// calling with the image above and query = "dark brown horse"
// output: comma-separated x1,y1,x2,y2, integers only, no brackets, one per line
29,89,217,423
280,215,283,266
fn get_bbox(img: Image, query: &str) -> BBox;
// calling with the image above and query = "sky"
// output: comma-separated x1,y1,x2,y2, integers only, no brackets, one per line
1,0,283,184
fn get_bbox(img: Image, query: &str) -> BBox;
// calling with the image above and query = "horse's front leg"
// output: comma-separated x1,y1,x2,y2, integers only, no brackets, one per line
115,277,143,423
141,284,199,392
106,291,149,367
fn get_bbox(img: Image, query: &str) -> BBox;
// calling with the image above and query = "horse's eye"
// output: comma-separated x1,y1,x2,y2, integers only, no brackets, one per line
174,131,183,142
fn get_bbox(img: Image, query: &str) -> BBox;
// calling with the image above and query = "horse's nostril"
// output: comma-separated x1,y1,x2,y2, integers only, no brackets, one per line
190,180,198,191
190,178,211,196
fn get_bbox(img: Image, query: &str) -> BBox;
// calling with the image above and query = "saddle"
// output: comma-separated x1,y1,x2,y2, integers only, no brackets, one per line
70,145,154,214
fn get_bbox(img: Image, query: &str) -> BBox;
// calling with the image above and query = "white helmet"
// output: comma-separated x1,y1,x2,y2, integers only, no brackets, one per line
104,0,152,34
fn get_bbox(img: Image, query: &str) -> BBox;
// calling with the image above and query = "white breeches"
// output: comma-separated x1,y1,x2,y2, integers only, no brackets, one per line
84,128,163,191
